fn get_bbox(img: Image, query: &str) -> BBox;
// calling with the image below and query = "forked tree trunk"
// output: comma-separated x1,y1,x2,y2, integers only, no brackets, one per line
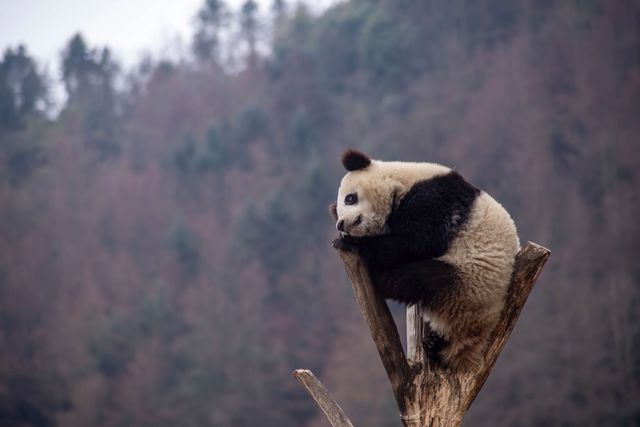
294,242,550,427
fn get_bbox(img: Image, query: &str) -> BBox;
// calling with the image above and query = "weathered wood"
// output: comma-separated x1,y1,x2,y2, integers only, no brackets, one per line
294,241,549,427
338,251,411,412
293,369,355,427
405,304,425,363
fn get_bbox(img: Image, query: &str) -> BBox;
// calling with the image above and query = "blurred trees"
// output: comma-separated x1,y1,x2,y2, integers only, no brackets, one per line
0,45,48,131
358,7,422,89
1,1,639,427
271,0,288,31
0,45,48,186
192,0,230,66
240,0,259,70
62,33,117,100
61,33,120,159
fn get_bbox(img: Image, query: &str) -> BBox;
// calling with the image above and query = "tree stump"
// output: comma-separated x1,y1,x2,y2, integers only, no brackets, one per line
294,242,550,426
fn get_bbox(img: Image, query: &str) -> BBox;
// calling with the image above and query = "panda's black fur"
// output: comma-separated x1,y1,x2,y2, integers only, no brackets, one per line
331,149,520,371
351,172,480,265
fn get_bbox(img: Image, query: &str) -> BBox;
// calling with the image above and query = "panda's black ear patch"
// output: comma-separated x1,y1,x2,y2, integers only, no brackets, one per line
341,149,371,171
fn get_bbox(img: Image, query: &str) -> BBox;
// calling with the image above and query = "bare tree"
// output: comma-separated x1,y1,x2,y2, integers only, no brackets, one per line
294,242,550,426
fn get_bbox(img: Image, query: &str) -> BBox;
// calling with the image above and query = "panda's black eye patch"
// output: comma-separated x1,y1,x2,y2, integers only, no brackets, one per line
345,193,358,205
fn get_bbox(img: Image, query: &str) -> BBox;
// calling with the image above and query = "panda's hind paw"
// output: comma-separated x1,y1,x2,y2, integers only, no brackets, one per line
422,330,448,364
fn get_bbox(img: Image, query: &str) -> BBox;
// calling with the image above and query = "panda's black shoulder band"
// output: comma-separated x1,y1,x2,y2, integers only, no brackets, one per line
342,149,371,171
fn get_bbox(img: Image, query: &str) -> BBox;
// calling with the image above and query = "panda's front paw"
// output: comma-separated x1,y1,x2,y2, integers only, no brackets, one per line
331,236,358,252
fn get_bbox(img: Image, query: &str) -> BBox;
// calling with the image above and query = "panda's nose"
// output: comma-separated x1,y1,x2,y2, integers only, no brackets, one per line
336,219,345,232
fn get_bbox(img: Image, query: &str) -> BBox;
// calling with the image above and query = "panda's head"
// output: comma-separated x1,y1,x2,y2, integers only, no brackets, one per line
331,149,402,237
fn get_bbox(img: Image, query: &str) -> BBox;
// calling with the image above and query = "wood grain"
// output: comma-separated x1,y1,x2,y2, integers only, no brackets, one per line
338,250,411,412
293,369,355,427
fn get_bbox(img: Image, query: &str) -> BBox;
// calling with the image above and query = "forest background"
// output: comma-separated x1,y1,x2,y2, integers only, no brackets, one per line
1,0,639,426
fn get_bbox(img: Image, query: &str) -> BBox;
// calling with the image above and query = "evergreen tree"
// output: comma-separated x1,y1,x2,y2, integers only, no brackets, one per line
61,33,120,158
192,0,229,65
271,0,288,30
61,33,117,99
0,45,48,130
240,0,259,70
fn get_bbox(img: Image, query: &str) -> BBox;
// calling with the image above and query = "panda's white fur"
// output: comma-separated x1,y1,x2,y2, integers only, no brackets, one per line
332,150,520,371
423,192,520,367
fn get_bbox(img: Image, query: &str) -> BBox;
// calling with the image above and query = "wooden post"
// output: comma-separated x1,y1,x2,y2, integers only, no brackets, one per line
294,242,550,426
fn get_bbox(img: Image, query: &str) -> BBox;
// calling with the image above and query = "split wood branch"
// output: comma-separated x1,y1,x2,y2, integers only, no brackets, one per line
292,369,355,427
338,250,411,412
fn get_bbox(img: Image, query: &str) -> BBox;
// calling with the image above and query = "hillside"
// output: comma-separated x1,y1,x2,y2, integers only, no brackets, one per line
1,1,639,426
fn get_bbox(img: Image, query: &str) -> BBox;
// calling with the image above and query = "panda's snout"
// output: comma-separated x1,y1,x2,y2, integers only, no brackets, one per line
336,215,362,233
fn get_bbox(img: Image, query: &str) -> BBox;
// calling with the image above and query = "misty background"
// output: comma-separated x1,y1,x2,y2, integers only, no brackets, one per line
0,1,639,426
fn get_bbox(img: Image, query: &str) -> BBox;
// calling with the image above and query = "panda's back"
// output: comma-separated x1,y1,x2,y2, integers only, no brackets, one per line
437,191,520,302
378,160,451,189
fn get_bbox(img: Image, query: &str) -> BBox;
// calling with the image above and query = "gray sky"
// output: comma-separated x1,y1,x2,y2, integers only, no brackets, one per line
0,0,336,74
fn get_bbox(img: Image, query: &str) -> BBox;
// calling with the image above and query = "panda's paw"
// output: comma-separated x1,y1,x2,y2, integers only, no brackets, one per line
422,330,448,364
331,236,357,252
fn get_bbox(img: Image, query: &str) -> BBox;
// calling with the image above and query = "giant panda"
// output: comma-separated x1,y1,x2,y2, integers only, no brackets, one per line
329,149,520,371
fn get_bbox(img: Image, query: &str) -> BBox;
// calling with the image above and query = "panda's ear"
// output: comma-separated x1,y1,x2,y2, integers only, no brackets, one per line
328,203,338,220
341,149,371,171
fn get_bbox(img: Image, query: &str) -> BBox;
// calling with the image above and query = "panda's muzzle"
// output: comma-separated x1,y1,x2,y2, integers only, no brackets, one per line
337,215,362,234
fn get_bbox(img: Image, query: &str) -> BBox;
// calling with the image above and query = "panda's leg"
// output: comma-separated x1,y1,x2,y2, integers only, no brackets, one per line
440,312,500,372
439,333,486,372
371,260,461,367
354,233,418,269
370,259,462,309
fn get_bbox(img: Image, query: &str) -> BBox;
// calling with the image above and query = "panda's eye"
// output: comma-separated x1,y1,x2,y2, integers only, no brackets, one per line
344,193,358,205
